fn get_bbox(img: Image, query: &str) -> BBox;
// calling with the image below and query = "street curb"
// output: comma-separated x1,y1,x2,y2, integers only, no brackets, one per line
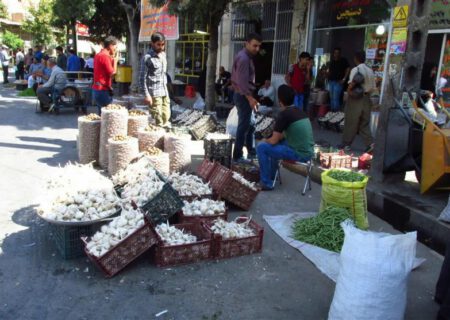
305,165,450,254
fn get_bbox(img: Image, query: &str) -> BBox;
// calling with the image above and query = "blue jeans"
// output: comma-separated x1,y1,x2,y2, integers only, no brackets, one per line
233,92,255,160
257,140,310,188
294,93,304,110
92,89,112,114
328,81,343,111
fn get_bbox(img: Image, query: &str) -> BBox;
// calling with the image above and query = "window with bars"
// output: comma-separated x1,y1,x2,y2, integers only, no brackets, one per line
231,20,257,41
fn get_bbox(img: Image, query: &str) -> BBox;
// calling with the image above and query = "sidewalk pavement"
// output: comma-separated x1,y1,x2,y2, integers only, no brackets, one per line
0,85,443,319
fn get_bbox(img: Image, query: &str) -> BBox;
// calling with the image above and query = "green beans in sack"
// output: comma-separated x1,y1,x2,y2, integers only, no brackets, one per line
320,169,369,230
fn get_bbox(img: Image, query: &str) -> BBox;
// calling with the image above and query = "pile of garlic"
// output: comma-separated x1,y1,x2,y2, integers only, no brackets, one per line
112,155,159,186
86,208,145,257
105,104,126,110
210,218,255,239
143,147,162,156
168,172,212,197
155,222,197,246
84,113,101,121
41,188,120,222
144,124,162,132
232,172,257,191
128,109,147,116
182,199,226,216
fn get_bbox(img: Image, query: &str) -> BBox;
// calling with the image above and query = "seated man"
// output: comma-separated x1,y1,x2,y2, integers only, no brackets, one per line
27,57,44,88
215,66,233,103
36,57,66,110
257,79,275,106
32,55,52,93
256,84,314,190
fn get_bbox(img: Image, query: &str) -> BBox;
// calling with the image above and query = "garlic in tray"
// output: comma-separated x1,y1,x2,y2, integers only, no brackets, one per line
232,172,257,191
112,154,162,186
168,172,212,197
182,199,225,216
210,218,255,239
86,208,145,257
155,222,197,246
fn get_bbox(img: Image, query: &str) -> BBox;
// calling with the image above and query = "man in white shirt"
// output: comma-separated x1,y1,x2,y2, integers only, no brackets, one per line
15,48,25,80
257,79,275,106
338,51,376,153
1,45,11,84
36,57,67,111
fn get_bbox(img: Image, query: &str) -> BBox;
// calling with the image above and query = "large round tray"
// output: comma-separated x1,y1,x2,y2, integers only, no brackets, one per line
36,207,121,226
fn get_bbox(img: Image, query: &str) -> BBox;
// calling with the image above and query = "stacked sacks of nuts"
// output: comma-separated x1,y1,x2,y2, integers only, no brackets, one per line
140,147,170,177
138,124,165,151
108,135,139,176
164,132,192,173
78,113,101,164
127,109,149,138
99,104,128,169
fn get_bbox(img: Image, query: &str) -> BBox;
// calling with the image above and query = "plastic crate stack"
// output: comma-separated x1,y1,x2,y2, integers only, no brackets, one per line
203,133,233,168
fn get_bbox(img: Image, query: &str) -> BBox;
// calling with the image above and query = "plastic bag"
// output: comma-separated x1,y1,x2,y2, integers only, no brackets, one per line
226,106,238,138
193,94,205,110
328,221,416,320
438,195,450,222
320,170,369,230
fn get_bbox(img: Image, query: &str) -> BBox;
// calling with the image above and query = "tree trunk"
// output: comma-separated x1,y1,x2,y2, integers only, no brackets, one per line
120,2,140,92
71,18,77,54
205,17,220,111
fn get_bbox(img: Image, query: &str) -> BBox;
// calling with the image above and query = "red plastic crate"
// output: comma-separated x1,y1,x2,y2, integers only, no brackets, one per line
82,217,158,278
204,216,264,260
196,159,218,181
207,163,233,194
152,223,213,267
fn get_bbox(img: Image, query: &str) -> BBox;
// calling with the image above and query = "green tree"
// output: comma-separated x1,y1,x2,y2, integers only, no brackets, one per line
150,0,248,110
52,0,96,53
2,30,24,50
23,0,55,46
0,1,7,19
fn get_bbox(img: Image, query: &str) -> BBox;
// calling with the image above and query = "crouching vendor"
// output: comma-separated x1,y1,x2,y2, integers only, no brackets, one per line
256,84,314,190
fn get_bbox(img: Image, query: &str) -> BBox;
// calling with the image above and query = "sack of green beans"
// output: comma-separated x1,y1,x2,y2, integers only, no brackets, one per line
320,169,369,230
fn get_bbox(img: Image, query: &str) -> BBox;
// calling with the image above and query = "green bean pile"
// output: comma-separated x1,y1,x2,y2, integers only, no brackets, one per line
328,170,365,182
292,206,352,252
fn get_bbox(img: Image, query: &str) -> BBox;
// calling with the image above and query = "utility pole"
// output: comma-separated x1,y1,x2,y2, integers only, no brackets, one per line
370,0,432,183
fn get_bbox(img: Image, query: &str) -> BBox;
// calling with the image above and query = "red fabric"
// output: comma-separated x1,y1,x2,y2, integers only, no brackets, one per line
290,64,306,94
92,49,114,91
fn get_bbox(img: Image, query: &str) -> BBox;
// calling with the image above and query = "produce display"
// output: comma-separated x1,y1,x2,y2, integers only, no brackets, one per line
182,199,226,216
232,172,257,191
99,105,128,169
210,218,255,239
107,135,139,176
120,167,165,208
291,206,352,252
164,133,192,173
85,208,145,257
328,170,365,182
77,113,101,164
128,109,147,116
204,133,231,140
128,109,149,138
138,125,165,151
168,172,212,197
112,156,161,187
143,147,162,156
156,222,197,245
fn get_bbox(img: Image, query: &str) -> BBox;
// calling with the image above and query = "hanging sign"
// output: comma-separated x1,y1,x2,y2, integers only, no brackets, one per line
393,5,408,28
429,0,450,29
139,1,179,42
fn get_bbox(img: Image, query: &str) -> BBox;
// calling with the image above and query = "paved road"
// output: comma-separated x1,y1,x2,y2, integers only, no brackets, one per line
0,85,442,319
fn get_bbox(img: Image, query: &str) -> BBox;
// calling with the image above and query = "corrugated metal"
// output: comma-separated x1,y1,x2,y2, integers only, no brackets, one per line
273,41,290,74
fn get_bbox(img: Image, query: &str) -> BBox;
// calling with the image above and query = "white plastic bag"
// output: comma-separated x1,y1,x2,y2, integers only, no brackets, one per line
226,106,238,138
438,195,450,222
328,221,416,320
193,94,205,110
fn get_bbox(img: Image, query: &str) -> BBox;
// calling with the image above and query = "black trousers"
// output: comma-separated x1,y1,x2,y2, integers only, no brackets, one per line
436,246,450,319
3,65,9,83
16,62,24,80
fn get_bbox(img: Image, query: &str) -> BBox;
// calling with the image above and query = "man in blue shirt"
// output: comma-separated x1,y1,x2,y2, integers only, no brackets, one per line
67,49,81,72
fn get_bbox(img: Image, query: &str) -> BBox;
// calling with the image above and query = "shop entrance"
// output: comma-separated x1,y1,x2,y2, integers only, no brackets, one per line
421,34,445,94
254,42,274,87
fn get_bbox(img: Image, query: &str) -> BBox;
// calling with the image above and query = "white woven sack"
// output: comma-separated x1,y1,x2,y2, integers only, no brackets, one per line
78,117,101,164
138,128,166,151
328,221,416,320
128,114,149,138
164,133,192,173
145,152,170,177
107,137,139,176
99,107,128,169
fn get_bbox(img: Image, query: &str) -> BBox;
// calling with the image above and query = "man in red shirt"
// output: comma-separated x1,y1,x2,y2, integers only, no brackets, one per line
92,36,118,114
285,51,312,111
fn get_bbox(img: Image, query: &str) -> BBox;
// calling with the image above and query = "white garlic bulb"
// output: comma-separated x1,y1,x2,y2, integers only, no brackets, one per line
210,218,255,239
168,172,212,197
182,199,225,216
155,222,197,246
232,172,257,191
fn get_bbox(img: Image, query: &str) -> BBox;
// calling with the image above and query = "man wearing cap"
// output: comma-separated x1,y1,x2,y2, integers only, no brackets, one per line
36,57,66,111
285,52,312,111
0,45,11,84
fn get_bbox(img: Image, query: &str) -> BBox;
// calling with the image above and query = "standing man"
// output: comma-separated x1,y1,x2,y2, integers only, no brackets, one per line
15,48,25,80
67,49,81,74
142,32,170,127
24,48,34,74
338,51,375,153
1,45,11,84
92,36,118,114
327,47,350,111
231,33,262,162
33,45,43,62
285,52,312,111
55,46,67,71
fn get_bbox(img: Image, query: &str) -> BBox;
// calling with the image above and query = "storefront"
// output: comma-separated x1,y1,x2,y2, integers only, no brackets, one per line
422,0,450,107
307,0,392,99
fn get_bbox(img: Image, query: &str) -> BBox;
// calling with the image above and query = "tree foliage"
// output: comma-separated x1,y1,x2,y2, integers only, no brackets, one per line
2,30,24,50
82,0,128,42
0,1,7,19
23,0,55,46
